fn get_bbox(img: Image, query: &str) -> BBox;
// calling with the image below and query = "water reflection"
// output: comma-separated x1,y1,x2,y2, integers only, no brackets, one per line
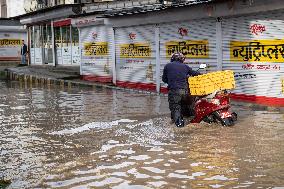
0,80,284,188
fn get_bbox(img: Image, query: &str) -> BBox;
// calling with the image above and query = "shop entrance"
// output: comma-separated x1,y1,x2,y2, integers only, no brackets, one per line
54,25,80,65
29,21,80,66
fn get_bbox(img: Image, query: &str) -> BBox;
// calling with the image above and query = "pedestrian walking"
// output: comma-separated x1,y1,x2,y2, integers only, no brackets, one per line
162,52,200,127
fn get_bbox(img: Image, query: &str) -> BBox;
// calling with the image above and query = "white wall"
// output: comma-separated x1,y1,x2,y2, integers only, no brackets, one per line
7,0,25,17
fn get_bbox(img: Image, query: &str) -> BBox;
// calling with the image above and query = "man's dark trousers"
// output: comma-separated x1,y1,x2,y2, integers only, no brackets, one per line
168,88,189,125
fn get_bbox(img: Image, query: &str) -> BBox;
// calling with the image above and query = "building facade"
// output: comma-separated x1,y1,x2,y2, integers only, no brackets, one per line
0,0,26,18
73,0,284,106
16,0,284,106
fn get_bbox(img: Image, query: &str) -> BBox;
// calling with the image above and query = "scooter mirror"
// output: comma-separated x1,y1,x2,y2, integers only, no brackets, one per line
199,64,207,69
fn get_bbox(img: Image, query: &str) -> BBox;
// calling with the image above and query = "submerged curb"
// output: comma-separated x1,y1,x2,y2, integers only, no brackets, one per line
4,68,167,97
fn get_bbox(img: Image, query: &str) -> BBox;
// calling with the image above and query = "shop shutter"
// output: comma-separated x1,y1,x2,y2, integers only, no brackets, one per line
115,25,156,91
0,32,27,62
80,26,113,82
222,10,284,102
159,18,218,92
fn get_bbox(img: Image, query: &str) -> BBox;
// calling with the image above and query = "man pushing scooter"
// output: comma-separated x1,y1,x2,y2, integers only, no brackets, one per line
162,52,200,127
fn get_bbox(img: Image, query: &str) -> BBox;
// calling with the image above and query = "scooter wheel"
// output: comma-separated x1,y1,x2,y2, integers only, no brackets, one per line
222,117,235,126
231,112,237,121
212,112,234,126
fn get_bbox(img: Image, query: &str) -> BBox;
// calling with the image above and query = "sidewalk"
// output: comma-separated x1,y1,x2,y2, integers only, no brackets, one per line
4,65,158,94
3,65,284,112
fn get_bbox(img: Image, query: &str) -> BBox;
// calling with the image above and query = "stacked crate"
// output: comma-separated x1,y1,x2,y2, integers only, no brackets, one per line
188,70,235,96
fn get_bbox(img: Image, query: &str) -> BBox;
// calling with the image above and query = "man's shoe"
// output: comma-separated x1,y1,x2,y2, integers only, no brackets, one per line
175,119,184,127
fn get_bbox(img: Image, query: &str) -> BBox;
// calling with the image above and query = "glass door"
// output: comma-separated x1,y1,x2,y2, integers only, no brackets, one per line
43,24,53,64
55,26,63,65
61,25,72,64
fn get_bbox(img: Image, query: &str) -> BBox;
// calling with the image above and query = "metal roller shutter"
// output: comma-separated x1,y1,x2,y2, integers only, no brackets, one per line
159,18,218,93
80,25,113,82
115,25,156,91
222,10,284,105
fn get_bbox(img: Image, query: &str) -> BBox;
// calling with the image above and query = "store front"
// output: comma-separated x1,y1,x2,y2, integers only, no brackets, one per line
105,0,284,106
0,20,26,63
72,16,113,82
29,20,80,66
159,18,218,93
54,19,80,65
20,4,81,66
222,9,284,106
115,24,157,90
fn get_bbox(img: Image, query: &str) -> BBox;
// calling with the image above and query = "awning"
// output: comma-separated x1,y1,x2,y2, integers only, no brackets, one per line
20,5,81,25
71,16,106,27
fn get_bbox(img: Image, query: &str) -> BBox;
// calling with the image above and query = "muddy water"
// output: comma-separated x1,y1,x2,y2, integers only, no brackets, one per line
0,80,284,189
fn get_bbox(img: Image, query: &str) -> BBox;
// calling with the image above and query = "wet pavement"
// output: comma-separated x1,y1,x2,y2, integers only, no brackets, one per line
0,80,284,189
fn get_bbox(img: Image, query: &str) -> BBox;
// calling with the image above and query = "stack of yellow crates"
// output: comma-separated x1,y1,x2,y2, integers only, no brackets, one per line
188,70,236,96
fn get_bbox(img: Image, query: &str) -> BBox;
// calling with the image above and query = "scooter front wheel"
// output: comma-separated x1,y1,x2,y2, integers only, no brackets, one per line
212,112,235,126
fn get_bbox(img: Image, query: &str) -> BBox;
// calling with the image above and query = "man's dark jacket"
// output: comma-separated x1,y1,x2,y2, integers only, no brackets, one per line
162,61,200,90
21,44,27,55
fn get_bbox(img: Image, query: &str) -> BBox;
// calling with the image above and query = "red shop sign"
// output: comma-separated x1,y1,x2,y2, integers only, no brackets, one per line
53,19,71,27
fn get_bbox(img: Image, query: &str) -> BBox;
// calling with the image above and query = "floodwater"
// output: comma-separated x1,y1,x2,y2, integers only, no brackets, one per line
0,80,284,189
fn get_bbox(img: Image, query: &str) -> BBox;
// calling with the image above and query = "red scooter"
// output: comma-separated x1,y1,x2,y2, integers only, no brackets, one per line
190,90,237,126
186,64,237,126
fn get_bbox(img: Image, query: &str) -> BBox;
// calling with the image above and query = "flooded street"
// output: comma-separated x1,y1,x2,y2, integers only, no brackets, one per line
0,80,284,189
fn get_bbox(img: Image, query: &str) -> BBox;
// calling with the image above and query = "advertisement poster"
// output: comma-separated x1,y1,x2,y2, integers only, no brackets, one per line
72,46,80,65
62,46,72,65
34,48,42,65
30,48,35,64
56,48,62,65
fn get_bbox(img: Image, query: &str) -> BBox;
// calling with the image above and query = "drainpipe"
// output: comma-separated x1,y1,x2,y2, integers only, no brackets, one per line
32,26,35,65
51,20,56,67
216,17,223,71
27,26,31,66
78,28,82,76
155,25,160,93
111,27,116,85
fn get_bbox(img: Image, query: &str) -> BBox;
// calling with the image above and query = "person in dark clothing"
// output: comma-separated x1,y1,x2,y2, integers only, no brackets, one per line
20,40,28,65
162,52,200,127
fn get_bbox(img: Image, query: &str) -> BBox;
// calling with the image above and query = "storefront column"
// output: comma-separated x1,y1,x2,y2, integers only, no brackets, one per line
32,26,35,64
27,26,31,65
51,20,56,67
111,28,116,85
216,18,223,70
155,25,161,93
78,28,82,75
70,25,73,65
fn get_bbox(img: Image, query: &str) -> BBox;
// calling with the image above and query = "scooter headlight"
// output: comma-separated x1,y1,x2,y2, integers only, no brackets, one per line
210,99,220,105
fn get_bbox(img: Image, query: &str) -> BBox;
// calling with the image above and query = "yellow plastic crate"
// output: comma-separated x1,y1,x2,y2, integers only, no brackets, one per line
188,70,236,96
